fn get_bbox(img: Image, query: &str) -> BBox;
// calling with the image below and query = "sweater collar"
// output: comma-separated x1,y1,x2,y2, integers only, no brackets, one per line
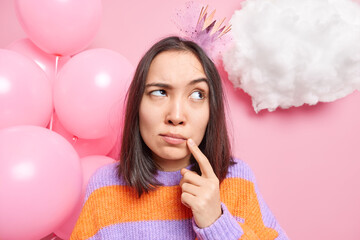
155,164,194,186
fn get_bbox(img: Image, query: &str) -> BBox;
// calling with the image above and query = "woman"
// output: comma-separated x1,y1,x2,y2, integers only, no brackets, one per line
70,36,288,239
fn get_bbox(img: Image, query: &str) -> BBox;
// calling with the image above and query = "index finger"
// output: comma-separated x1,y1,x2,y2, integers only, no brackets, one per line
187,138,216,178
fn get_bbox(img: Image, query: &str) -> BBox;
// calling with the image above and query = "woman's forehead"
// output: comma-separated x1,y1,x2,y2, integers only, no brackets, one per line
146,50,207,85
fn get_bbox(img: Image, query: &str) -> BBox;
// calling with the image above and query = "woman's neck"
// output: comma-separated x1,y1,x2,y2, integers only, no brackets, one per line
153,154,191,172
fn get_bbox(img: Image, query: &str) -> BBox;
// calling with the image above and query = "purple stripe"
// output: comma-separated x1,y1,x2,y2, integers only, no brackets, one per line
84,158,255,204
226,158,254,182
84,162,124,202
88,219,196,240
83,163,191,202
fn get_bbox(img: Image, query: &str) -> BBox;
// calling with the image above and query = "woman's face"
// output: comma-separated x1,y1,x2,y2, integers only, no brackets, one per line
139,50,210,171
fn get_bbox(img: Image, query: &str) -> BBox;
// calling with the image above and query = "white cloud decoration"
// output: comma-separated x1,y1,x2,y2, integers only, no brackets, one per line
223,0,360,113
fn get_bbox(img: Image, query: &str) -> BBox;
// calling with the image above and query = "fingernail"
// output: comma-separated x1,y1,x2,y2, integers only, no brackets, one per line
188,138,195,146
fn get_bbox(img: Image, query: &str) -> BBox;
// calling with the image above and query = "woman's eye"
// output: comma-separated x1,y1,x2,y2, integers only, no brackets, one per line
150,89,167,96
190,91,205,100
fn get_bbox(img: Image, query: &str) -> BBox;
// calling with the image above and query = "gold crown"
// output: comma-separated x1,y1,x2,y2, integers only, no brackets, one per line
197,5,231,39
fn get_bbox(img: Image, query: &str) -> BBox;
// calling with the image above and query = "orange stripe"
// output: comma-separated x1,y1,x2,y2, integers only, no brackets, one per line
72,178,278,239
71,185,192,239
221,178,278,239
239,222,259,239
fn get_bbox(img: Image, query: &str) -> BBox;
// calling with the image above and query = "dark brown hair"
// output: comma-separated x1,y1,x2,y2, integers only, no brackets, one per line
117,36,234,196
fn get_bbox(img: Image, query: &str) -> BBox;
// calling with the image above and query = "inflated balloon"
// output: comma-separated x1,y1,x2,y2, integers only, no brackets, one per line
0,49,52,129
54,155,115,240
51,113,118,158
54,48,134,139
7,38,70,83
0,126,82,240
107,138,122,160
14,0,102,56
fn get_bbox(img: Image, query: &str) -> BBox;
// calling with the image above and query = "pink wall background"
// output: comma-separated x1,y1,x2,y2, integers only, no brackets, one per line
1,0,359,239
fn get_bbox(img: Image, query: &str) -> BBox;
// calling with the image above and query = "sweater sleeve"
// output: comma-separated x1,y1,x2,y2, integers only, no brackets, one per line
192,161,289,240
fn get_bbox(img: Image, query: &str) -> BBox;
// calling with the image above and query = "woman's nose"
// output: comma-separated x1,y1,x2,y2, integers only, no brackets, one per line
165,98,186,126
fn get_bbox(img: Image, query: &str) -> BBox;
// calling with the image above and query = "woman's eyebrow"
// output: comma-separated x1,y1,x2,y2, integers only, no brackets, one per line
187,78,208,86
145,78,208,89
145,83,172,89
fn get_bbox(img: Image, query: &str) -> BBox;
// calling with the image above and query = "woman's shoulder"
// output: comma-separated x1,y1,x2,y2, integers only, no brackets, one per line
86,162,126,192
226,158,257,183
90,161,119,178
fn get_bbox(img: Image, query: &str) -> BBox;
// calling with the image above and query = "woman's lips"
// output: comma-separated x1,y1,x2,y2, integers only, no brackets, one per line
160,134,186,145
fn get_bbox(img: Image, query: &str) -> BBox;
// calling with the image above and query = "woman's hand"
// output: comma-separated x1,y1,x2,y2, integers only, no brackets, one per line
179,138,222,228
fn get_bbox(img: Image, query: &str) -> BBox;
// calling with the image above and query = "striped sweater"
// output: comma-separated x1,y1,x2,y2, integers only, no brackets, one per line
70,158,288,240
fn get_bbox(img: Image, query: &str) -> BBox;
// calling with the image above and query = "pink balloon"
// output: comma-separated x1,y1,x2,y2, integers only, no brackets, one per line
14,0,102,56
0,126,82,240
0,49,53,129
107,137,122,160
54,155,115,239
51,113,118,158
54,48,134,139
7,38,70,83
